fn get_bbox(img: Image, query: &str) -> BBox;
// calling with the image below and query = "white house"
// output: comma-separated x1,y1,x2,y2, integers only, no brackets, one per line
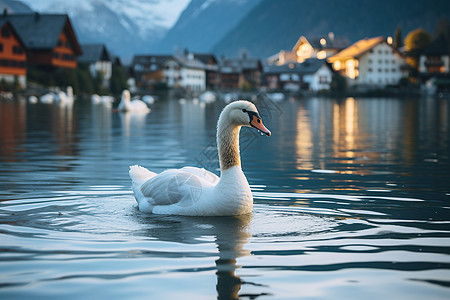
78,44,112,88
327,37,406,87
164,54,206,92
264,59,333,92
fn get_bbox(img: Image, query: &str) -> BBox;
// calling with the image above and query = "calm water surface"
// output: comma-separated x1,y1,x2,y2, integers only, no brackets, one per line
0,95,449,299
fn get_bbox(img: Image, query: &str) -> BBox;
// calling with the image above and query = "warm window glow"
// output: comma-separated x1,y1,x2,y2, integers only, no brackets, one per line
320,38,326,46
346,59,357,79
296,43,313,61
317,50,326,59
333,60,341,70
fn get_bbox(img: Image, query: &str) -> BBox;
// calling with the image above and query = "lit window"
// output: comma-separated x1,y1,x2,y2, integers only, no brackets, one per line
333,60,341,70
317,50,326,59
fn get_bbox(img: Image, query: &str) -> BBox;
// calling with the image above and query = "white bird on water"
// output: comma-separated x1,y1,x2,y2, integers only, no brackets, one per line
118,90,150,113
129,100,271,216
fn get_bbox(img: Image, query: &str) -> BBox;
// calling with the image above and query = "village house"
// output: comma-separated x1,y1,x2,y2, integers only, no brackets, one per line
219,53,262,91
0,20,26,88
419,33,450,74
78,44,112,88
193,53,219,90
267,33,349,65
1,12,81,70
419,34,450,94
263,59,333,92
327,36,406,88
132,53,206,92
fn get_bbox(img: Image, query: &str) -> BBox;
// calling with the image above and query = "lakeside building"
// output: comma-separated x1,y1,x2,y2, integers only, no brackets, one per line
0,20,26,88
327,36,406,88
1,13,81,70
78,44,112,89
263,58,333,92
267,33,349,65
132,53,206,92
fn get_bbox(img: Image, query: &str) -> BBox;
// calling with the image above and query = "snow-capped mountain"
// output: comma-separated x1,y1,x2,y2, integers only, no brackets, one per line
154,0,262,54
18,0,191,62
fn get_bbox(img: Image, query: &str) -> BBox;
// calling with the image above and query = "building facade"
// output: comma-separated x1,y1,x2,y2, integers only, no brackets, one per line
0,20,26,88
328,37,406,87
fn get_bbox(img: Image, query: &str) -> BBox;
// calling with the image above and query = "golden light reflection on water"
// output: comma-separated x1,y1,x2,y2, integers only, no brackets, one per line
295,103,313,170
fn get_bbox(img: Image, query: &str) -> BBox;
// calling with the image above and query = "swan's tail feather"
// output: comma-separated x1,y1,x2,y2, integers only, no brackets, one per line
129,165,157,187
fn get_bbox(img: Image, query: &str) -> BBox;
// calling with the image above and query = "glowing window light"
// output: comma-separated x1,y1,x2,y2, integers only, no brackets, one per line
320,38,326,46
333,60,341,70
317,50,326,59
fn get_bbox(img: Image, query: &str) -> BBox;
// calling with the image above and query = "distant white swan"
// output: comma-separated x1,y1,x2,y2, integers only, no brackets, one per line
129,100,271,216
118,90,150,113
92,94,114,108
199,91,216,103
142,95,155,105
40,92,55,104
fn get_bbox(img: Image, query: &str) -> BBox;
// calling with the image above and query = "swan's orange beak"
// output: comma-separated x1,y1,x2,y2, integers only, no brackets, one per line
250,115,271,136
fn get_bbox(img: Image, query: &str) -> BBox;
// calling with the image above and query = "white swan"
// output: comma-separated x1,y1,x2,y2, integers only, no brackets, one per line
129,100,271,216
118,90,150,113
40,92,55,104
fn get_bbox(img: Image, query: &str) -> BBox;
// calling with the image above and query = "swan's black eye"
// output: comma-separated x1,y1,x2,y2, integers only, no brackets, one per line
242,109,247,113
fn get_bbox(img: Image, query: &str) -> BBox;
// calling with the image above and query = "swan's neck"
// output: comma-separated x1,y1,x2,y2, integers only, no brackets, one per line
217,118,241,172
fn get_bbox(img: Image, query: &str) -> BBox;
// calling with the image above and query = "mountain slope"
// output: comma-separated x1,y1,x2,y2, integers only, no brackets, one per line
153,0,262,53
211,0,450,58
16,0,190,62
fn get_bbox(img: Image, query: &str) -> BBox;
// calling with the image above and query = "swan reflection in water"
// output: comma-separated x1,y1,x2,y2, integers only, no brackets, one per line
137,213,266,299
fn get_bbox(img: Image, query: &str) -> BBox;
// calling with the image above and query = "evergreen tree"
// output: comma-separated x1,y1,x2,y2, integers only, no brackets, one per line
404,28,432,72
393,27,402,49
110,63,128,95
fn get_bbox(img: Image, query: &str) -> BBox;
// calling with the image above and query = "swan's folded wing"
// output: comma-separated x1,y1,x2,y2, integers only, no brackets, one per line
179,167,219,184
140,169,215,206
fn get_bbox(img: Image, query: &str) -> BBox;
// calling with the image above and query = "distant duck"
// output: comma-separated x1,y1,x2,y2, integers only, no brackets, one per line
118,90,150,113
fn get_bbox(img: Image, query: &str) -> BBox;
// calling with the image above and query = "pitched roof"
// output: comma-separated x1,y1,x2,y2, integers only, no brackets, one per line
309,36,350,51
0,13,81,54
422,34,450,55
0,19,25,46
172,54,206,70
220,57,262,74
133,55,171,66
78,44,111,63
328,36,385,61
264,58,329,75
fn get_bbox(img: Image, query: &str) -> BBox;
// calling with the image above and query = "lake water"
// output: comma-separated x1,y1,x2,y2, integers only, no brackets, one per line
0,94,449,299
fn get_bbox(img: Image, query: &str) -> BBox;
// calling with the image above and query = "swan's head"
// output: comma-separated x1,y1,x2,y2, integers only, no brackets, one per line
122,90,131,102
221,100,271,136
